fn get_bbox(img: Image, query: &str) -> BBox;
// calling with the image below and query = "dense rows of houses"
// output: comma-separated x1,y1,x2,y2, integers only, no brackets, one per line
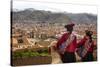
12,22,97,51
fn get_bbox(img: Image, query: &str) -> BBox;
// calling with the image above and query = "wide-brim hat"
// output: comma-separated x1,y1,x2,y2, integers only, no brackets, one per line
64,23,75,28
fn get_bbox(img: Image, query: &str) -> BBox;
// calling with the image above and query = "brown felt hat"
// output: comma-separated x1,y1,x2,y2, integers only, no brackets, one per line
64,23,75,28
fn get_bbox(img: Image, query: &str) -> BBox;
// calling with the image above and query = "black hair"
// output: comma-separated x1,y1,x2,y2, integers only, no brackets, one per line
85,30,93,42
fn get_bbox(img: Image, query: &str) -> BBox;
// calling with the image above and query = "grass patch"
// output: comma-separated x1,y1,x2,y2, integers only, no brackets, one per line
12,49,50,59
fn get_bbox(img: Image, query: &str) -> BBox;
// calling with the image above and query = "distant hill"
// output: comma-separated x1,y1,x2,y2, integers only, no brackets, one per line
66,13,97,24
12,8,97,24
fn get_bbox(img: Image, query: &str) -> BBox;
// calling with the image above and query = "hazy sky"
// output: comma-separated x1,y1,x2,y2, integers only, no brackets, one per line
13,0,97,14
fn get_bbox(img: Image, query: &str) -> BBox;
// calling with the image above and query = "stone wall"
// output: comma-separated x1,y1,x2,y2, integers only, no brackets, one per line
12,56,52,66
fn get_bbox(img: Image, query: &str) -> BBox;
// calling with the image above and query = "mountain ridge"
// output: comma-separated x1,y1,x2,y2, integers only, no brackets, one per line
12,8,97,24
